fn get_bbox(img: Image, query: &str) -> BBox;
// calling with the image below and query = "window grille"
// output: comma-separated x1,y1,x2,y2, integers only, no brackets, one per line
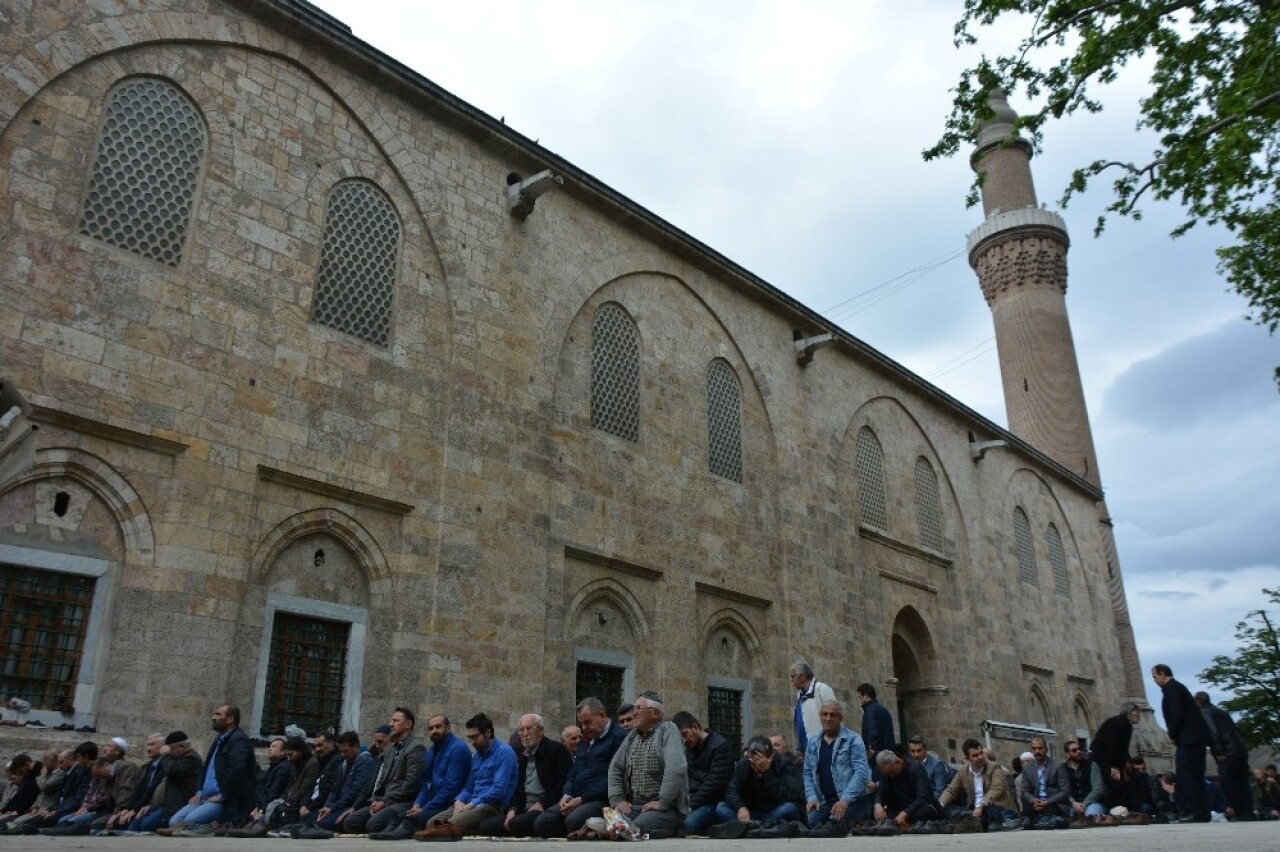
310,180,400,346
261,612,349,737
707,686,743,754
590,304,640,441
854,427,888,530
575,661,624,719
79,78,206,266
706,360,743,482
1047,523,1070,597
913,456,944,551
1014,507,1037,585
0,565,94,711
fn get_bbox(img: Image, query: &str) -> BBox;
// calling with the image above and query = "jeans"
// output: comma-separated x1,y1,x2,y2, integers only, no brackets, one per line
714,800,802,825
129,809,169,832
682,804,720,834
170,799,223,827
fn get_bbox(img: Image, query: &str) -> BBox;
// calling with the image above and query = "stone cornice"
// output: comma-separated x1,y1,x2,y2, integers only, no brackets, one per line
29,405,188,456
967,207,1069,258
256,464,413,514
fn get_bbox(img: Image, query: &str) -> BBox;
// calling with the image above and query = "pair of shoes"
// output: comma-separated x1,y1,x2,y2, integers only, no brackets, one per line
1002,816,1024,830
39,824,90,836
267,822,303,838
369,821,414,840
295,825,336,840
950,814,982,834
1067,816,1094,829
226,822,268,838
155,822,187,836
806,820,849,838
176,823,216,837
708,819,749,839
414,822,463,842
746,820,800,839
909,819,946,834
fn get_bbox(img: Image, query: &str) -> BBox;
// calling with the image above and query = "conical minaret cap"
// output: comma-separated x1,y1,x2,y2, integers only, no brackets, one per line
975,88,1029,153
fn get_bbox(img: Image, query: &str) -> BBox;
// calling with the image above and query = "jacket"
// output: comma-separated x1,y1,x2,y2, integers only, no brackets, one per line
920,753,954,797
1090,713,1134,774
53,762,90,817
205,726,256,824
877,759,942,821
376,734,426,805
413,732,470,814
1018,756,1070,811
2,763,40,815
33,765,66,811
281,755,320,806
1063,758,1104,808
684,730,735,809
860,700,894,754
323,751,375,812
161,750,203,814
126,757,166,811
108,761,140,814
563,720,626,803
608,721,689,815
1200,701,1247,759
724,753,804,813
510,736,572,813
254,758,292,809
1160,677,1210,747
460,739,518,810
939,759,1017,812
795,680,837,752
803,725,872,806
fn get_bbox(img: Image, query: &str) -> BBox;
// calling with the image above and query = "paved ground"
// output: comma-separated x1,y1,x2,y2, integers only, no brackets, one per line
1,822,1278,851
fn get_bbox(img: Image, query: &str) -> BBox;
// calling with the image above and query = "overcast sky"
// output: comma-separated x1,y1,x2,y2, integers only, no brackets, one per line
312,0,1280,719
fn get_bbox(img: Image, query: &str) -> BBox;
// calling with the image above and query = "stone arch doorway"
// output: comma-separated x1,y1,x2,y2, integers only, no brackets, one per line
891,606,942,749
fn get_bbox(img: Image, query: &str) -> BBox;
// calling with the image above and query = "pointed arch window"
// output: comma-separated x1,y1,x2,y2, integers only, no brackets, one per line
310,179,401,346
854,427,888,530
79,78,207,266
1014,506,1037,585
706,360,742,482
913,456,944,551
590,304,640,441
1047,523,1070,597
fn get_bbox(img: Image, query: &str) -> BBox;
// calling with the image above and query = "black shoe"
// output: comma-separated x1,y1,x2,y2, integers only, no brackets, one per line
747,820,800,839
806,820,849,838
708,820,749,839
370,821,414,840
39,823,90,836
295,825,336,840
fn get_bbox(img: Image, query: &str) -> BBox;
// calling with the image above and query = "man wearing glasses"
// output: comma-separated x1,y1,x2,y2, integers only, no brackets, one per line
1062,741,1105,824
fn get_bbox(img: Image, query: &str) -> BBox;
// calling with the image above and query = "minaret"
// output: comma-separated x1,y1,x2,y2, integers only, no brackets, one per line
968,91,1155,714
967,91,1100,487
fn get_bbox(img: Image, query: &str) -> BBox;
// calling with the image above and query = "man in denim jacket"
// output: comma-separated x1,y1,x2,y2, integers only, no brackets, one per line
803,701,873,830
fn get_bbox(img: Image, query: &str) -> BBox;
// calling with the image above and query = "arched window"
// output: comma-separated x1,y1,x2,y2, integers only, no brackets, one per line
1047,523,1070,597
590,304,640,441
854,427,888,530
310,180,401,346
913,456,944,551
1014,506,1036,585
706,360,742,482
79,78,206,266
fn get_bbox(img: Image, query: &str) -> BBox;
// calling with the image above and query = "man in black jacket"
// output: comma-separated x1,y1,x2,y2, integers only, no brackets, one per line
134,732,200,832
107,734,165,832
167,704,257,830
1196,691,1251,819
1090,701,1140,808
1152,664,1210,822
873,750,943,829
248,739,291,823
716,736,804,826
479,713,572,837
672,711,735,836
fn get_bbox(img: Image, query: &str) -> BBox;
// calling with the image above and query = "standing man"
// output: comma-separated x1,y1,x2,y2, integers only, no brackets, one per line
1090,702,1140,810
1152,664,1210,822
802,701,873,834
607,693,689,839
1196,691,1251,820
790,660,836,756
671,711,734,836
857,684,894,758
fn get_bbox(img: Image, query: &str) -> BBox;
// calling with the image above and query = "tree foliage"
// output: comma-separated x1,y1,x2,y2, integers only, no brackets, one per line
1199,587,1280,748
925,0,1280,382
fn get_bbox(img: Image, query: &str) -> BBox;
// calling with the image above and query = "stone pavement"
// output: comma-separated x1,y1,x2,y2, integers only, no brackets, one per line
1,822,1278,851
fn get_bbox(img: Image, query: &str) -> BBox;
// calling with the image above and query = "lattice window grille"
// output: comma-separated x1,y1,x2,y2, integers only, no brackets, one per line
707,685,744,755
706,360,743,482
0,565,94,711
1047,523,1070,597
310,180,400,346
913,456,944,551
855,427,888,530
576,662,624,719
590,304,640,441
1014,507,1037,585
79,78,206,266
261,612,349,738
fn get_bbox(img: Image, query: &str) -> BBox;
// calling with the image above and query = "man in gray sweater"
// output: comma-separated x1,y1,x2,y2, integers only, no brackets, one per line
607,694,688,839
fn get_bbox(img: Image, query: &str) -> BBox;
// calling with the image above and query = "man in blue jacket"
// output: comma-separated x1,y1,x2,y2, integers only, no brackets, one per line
309,731,374,832
416,713,517,840
803,701,872,835
533,697,627,838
